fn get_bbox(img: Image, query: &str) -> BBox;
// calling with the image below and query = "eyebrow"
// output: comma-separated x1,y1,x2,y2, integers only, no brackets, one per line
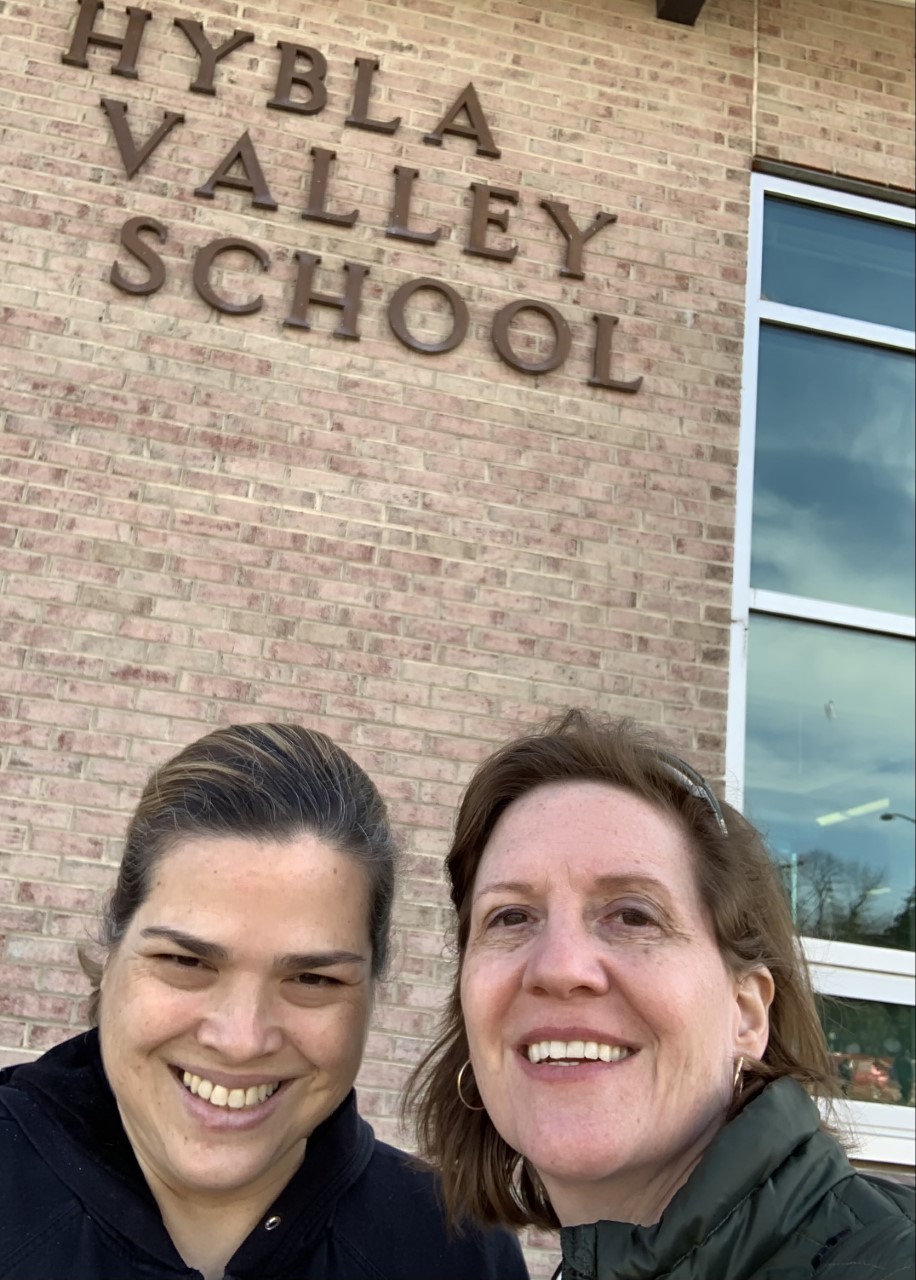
472,873,671,903
276,949,368,971
139,927,368,971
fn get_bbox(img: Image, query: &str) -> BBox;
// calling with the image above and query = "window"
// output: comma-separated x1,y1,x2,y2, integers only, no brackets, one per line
728,174,915,1165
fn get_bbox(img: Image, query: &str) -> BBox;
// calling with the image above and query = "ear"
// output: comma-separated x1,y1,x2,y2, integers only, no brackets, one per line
734,966,774,1060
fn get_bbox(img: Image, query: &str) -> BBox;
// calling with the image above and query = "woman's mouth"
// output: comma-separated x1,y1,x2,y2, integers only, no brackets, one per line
176,1069,283,1109
526,1039,634,1065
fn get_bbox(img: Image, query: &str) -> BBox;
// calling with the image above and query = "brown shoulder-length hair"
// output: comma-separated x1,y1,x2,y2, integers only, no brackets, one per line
404,709,835,1232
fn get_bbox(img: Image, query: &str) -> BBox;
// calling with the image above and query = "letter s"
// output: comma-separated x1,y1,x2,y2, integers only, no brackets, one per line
110,216,167,295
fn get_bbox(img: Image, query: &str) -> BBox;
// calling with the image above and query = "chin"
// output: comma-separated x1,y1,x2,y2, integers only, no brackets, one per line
519,1134,620,1186
166,1145,273,1195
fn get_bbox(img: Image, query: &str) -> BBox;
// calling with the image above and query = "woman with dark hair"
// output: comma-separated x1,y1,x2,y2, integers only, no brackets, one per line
407,710,914,1279
0,723,528,1280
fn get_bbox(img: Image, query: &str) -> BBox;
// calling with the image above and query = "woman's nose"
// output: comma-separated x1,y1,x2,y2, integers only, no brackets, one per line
195,979,284,1061
521,920,611,999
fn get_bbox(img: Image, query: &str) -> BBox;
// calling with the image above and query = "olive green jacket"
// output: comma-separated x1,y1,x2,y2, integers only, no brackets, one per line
561,1078,914,1280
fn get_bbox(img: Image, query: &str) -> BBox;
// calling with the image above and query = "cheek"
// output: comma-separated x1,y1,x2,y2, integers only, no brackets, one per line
101,977,198,1056
300,1000,371,1070
654,965,738,1047
460,960,505,1052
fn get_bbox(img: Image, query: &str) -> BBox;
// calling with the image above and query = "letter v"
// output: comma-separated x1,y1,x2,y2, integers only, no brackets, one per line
101,98,185,179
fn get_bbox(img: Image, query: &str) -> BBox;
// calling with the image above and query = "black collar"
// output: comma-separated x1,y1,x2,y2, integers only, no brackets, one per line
2,1029,376,1277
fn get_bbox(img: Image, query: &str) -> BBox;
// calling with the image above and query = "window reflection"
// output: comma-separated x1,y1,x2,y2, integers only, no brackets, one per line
819,995,915,1108
745,615,915,950
751,326,915,615
762,197,915,330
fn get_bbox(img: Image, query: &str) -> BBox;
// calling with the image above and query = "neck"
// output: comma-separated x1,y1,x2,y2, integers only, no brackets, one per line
137,1143,306,1279
543,1112,724,1229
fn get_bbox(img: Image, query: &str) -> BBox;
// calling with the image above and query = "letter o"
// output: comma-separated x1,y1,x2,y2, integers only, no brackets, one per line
387,277,469,354
192,237,269,314
491,299,571,374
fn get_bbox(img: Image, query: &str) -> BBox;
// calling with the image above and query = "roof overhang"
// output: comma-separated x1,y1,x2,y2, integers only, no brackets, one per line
658,0,913,22
656,0,707,23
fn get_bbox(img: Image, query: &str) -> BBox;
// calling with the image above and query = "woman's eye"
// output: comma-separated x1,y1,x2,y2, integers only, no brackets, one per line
608,906,657,928
488,907,531,929
293,972,338,987
160,953,204,969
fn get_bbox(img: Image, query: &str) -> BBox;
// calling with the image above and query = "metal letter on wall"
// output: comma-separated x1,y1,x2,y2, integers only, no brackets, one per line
346,57,401,134
540,200,617,280
387,277,470,354
172,19,254,95
492,300,572,374
465,183,519,262
192,237,270,313
101,98,184,179
589,314,643,392
268,43,329,115
285,253,368,338
110,216,167,295
194,131,278,210
387,167,443,244
423,83,501,158
301,149,360,227
62,0,151,78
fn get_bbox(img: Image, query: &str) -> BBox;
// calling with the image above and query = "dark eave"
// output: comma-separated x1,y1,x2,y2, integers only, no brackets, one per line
656,0,707,24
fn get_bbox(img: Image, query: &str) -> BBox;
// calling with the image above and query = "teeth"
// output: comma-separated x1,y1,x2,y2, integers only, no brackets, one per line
526,1040,633,1065
180,1071,280,1108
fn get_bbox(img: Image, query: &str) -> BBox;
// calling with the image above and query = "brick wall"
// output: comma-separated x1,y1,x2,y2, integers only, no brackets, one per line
757,0,914,190
1,1,913,1273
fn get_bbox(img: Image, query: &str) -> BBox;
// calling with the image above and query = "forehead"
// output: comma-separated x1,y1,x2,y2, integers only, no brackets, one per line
478,780,696,892
131,833,371,947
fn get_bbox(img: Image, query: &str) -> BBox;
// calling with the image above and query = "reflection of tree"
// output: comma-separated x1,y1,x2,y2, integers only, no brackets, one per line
786,849,891,944
879,887,916,951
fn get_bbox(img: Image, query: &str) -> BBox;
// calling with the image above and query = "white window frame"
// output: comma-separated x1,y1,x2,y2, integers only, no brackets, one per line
727,173,916,1165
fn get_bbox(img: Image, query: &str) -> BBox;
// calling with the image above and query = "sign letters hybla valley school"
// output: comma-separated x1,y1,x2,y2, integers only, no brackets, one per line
62,0,643,393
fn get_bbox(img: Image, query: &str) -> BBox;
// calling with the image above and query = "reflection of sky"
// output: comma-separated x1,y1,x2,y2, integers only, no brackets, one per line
751,327,915,614
745,615,915,935
762,197,916,331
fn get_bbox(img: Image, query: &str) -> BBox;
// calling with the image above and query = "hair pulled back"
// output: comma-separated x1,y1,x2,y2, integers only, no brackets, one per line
82,723,398,1022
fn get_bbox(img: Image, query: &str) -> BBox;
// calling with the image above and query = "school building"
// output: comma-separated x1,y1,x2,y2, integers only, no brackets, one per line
1,1,913,1270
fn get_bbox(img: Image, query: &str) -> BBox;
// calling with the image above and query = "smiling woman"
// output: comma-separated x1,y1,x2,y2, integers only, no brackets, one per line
0,724,528,1280
406,710,915,1280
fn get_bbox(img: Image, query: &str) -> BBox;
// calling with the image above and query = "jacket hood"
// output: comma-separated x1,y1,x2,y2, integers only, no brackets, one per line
0,1029,376,1277
561,1077,857,1280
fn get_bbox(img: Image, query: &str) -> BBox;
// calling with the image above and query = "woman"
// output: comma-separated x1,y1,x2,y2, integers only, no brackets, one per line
408,710,914,1279
0,723,528,1280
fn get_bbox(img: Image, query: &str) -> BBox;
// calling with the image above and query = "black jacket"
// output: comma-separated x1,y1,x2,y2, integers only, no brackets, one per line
561,1077,914,1280
0,1030,528,1280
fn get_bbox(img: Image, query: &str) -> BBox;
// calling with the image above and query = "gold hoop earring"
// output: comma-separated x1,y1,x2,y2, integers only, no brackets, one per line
732,1054,745,1098
456,1060,486,1111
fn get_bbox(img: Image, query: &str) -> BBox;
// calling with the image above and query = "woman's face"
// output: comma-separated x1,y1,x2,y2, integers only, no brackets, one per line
460,781,771,1224
99,834,373,1208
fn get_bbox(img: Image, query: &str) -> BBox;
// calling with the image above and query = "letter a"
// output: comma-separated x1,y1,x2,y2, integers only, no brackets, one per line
423,83,500,158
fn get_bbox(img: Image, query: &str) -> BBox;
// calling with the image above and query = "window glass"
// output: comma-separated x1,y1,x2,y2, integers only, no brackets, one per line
762,197,916,330
819,995,915,1108
744,615,915,949
751,325,915,615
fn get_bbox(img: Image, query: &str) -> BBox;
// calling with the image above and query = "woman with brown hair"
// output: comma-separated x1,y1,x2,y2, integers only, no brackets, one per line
407,709,914,1279
0,723,527,1280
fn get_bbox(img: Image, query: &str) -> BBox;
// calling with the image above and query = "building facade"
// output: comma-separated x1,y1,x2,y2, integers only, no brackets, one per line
1,0,913,1271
